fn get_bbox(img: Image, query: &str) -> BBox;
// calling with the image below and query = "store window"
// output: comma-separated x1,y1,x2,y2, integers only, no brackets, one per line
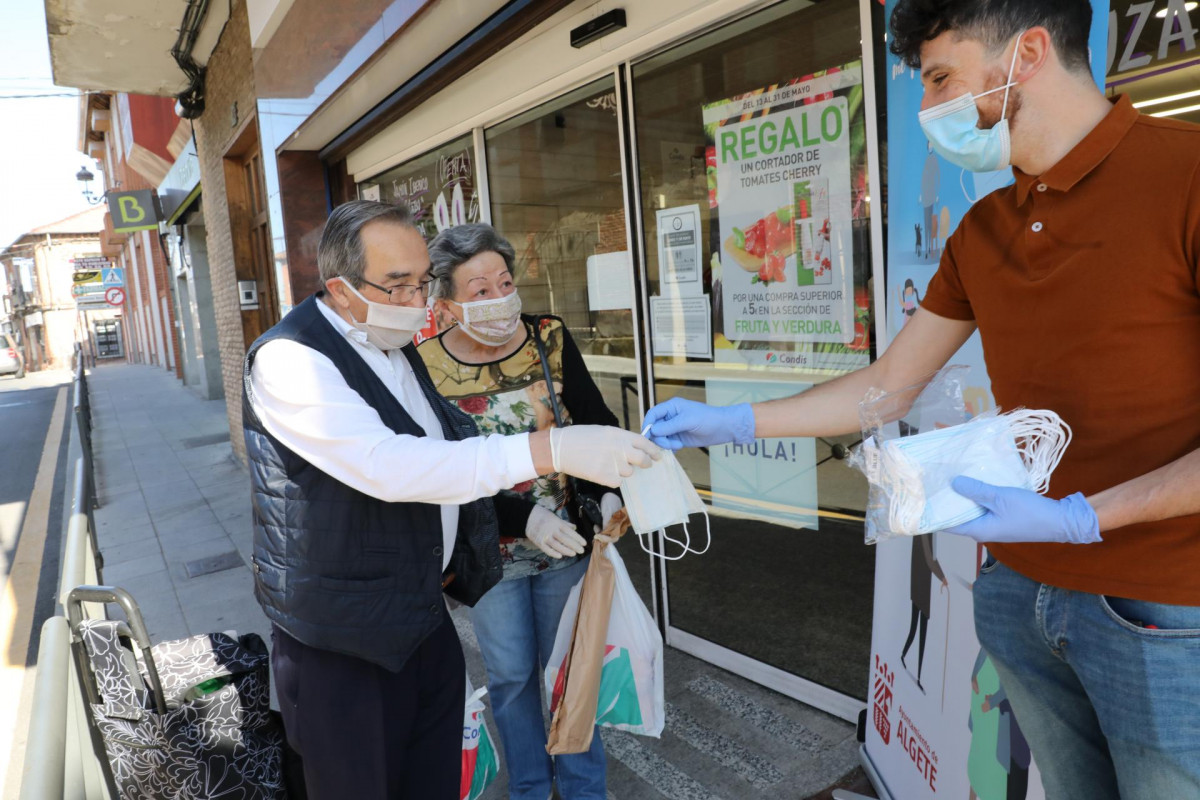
359,134,481,242
631,0,874,700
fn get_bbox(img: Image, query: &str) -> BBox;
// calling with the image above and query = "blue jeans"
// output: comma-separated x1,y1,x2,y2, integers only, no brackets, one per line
974,557,1200,800
469,556,606,800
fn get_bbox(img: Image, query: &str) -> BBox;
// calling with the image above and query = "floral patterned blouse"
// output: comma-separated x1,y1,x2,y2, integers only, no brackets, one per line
419,315,618,580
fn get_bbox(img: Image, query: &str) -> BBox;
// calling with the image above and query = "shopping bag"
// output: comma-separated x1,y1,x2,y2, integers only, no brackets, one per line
544,511,664,754
595,542,664,737
461,677,500,800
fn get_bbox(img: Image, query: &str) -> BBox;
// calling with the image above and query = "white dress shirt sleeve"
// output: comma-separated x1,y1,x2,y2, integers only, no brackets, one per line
248,338,537,505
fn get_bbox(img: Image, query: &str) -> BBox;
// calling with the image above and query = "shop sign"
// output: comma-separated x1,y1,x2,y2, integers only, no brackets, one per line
157,137,201,224
1107,0,1199,76
72,270,102,286
107,190,161,233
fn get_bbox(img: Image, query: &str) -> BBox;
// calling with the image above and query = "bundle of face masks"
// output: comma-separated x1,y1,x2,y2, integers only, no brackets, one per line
846,366,1072,542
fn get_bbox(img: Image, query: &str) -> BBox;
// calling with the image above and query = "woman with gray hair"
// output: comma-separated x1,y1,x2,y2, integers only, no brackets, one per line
419,222,617,800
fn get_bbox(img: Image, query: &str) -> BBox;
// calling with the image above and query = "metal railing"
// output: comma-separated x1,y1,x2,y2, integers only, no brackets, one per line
21,349,111,800
73,344,99,514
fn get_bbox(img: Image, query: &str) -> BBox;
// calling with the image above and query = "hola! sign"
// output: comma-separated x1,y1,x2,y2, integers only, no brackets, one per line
107,189,161,233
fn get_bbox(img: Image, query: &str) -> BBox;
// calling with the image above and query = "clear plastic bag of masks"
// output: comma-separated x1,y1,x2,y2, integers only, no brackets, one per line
845,365,1071,544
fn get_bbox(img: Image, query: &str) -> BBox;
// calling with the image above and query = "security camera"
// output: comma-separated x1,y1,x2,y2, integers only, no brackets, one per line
175,95,204,119
175,84,205,119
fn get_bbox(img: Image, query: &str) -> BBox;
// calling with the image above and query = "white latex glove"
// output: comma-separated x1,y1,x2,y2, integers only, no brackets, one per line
549,425,661,488
525,505,587,559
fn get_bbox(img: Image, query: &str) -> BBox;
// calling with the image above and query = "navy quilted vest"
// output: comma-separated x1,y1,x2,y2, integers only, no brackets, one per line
242,295,501,671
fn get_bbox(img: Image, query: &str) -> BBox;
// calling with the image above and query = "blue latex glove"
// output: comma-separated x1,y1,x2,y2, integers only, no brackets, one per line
642,398,755,451
944,476,1102,544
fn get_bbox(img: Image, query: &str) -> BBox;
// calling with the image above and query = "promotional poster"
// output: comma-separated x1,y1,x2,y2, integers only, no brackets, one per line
704,64,872,374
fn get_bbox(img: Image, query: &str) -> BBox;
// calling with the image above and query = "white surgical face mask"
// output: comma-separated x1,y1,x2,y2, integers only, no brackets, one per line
340,278,429,351
871,409,1071,535
917,33,1023,173
619,450,711,561
451,291,523,347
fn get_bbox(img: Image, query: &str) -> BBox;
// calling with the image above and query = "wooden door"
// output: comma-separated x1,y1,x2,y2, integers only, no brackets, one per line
224,120,280,351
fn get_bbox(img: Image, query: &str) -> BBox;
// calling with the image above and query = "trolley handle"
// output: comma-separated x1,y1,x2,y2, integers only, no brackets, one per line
66,585,168,715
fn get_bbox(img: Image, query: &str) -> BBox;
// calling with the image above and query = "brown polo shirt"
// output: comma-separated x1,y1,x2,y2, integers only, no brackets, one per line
921,95,1200,604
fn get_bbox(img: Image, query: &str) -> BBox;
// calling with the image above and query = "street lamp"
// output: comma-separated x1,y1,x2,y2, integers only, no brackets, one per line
76,166,105,205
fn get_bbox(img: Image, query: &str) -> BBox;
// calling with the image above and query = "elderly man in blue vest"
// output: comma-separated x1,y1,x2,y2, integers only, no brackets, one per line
242,200,659,799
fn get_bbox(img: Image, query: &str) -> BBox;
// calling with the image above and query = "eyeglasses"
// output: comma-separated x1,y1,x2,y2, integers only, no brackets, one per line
358,277,434,304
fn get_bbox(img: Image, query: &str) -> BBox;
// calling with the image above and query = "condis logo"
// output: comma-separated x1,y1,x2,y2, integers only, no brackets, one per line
762,351,807,366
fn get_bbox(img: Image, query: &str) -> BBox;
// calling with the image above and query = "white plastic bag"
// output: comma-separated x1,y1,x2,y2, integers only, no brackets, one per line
544,543,665,741
461,677,499,800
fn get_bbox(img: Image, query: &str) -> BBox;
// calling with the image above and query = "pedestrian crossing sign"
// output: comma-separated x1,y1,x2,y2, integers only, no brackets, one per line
102,268,125,287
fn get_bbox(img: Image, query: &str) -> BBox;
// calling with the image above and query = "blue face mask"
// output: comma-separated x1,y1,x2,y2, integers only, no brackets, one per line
918,34,1022,173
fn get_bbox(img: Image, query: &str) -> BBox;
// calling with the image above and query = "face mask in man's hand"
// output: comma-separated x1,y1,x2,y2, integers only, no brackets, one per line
619,450,711,561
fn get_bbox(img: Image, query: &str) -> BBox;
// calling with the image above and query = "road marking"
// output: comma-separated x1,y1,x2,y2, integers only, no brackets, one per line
0,401,35,409
601,729,726,800
0,386,67,793
665,702,784,789
687,675,827,753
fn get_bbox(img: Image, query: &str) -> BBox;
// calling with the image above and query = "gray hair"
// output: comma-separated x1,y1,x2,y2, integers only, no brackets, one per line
427,223,517,300
317,200,415,287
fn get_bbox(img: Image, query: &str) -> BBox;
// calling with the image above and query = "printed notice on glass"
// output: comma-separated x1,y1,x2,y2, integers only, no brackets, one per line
650,294,712,359
586,251,634,311
655,205,702,293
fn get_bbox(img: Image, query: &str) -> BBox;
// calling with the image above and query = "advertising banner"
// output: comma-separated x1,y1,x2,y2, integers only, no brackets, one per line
704,64,872,374
864,3,1109,799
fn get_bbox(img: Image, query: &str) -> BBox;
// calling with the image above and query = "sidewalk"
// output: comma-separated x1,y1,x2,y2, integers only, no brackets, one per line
86,362,869,800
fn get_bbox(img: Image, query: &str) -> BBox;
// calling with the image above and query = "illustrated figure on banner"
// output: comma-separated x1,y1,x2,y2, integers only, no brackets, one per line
899,278,922,327
969,649,1031,800
920,140,940,259
901,534,947,694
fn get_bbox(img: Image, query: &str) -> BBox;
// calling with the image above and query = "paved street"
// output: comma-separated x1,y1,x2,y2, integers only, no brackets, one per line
0,368,74,798
52,362,873,799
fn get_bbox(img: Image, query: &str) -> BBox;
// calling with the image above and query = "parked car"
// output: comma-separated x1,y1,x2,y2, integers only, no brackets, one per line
0,333,25,379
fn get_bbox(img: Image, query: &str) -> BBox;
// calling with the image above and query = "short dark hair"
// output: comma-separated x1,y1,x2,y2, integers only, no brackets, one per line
427,223,517,300
317,200,415,286
889,0,1091,75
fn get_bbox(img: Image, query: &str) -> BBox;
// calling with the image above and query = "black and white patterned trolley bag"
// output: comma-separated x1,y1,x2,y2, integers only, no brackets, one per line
67,585,287,800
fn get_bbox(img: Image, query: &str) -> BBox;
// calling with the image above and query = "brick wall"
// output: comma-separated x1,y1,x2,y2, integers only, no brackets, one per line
194,0,257,463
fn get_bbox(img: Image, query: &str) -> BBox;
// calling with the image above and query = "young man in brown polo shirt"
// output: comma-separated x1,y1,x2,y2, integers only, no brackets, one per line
641,1,1200,796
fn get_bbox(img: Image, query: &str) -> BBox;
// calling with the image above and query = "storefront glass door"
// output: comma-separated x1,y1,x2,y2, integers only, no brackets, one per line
629,0,876,712
483,78,657,608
